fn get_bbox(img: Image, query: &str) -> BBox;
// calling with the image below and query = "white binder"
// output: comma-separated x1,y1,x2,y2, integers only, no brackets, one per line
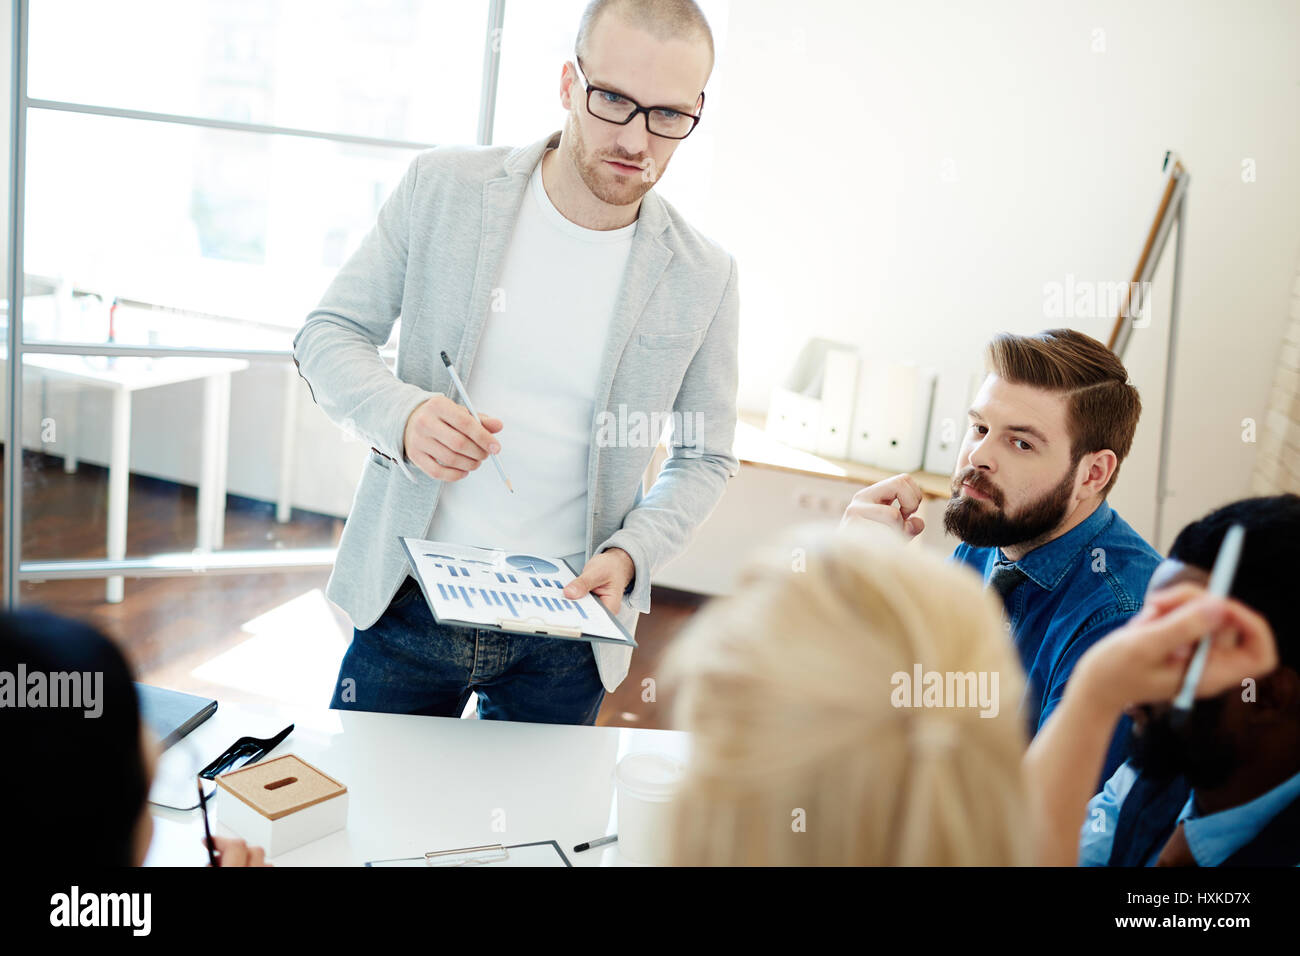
766,391,822,451
766,338,858,454
922,369,988,475
847,361,937,472
815,348,860,458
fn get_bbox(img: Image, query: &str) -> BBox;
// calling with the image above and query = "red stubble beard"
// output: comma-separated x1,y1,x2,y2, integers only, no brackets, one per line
567,111,660,207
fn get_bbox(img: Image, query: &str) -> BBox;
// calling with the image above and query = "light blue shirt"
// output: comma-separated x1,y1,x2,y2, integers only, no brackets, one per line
1079,762,1300,865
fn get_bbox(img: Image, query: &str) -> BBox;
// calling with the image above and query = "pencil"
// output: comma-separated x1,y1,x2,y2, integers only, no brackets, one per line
1170,523,1245,716
440,350,514,494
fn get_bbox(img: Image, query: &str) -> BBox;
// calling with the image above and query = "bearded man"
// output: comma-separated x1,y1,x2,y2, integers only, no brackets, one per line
842,329,1161,782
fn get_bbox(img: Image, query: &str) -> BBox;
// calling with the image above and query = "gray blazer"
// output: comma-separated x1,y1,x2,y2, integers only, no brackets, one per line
292,129,740,693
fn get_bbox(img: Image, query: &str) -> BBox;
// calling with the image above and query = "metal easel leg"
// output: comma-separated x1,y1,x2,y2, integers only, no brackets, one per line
1153,195,1186,550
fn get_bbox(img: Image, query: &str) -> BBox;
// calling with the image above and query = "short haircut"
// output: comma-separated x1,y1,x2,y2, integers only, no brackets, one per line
987,328,1142,496
575,0,715,74
1169,494,1300,676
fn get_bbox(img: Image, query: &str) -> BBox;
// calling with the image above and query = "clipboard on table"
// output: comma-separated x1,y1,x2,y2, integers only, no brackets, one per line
365,840,572,867
398,537,637,649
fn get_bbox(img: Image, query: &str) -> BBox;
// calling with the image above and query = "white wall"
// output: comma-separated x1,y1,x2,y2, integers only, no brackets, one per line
695,0,1300,551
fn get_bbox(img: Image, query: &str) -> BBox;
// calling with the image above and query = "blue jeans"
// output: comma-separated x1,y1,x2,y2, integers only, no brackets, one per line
329,575,606,724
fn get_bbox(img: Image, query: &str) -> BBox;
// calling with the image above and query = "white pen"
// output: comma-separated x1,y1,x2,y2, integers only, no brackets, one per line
1171,523,1245,716
440,350,514,494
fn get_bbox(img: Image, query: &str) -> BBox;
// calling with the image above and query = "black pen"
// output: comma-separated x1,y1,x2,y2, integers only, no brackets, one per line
197,778,218,866
574,834,618,853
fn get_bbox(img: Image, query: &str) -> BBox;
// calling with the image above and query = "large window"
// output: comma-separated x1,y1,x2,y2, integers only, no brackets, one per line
24,0,488,347
24,107,416,348
3,1,499,643
27,0,484,143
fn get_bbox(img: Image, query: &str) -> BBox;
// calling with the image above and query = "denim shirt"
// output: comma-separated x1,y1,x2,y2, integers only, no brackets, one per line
1079,763,1300,866
952,500,1162,784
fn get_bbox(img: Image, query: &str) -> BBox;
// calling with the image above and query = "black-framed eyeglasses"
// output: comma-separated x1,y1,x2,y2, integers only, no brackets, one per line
574,56,703,140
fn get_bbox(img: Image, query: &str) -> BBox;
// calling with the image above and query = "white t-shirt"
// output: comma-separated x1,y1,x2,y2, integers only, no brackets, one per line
425,151,637,560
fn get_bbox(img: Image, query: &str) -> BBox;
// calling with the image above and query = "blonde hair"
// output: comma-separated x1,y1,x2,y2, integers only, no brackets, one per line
661,524,1034,865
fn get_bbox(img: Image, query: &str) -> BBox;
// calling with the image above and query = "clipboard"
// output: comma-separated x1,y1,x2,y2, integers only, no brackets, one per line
365,840,572,867
398,537,637,648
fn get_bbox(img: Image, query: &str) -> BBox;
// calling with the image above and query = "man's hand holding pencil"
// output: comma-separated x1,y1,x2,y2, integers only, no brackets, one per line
402,394,505,484
1071,583,1278,719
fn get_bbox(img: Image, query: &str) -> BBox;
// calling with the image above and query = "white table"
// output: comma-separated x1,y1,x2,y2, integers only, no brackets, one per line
144,701,691,867
12,352,249,602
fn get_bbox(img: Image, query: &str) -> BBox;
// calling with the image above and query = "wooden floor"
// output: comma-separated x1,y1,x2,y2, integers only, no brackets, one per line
6,448,701,729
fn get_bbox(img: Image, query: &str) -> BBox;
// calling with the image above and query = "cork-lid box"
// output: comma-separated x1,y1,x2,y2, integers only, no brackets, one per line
216,754,348,857
218,754,346,818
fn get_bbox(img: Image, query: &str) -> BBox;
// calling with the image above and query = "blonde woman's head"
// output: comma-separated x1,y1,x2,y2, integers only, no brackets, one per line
661,523,1033,865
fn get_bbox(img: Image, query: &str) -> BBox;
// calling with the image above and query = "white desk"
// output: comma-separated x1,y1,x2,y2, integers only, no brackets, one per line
11,352,249,602
144,701,691,867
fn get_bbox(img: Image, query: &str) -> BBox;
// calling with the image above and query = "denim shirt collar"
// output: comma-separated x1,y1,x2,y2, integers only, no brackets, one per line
999,500,1115,592
1177,768,1300,866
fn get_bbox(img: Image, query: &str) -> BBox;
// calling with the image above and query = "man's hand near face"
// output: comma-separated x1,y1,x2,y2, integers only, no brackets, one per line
1025,581,1277,865
563,548,635,615
840,474,927,538
1076,583,1277,716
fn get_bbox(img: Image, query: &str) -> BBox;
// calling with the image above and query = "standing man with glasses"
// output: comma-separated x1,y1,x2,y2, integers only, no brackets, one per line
292,0,738,724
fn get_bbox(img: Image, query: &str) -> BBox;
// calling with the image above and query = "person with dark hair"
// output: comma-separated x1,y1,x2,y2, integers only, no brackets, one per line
842,329,1161,784
0,607,269,866
1073,494,1300,865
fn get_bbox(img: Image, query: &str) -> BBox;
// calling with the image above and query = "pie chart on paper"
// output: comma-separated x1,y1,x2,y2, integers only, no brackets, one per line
505,554,560,574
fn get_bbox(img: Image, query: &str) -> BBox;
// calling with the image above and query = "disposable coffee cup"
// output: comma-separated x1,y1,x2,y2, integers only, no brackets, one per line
614,751,684,865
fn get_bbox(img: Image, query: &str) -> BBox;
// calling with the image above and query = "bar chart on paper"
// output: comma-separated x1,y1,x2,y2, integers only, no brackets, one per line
399,538,636,647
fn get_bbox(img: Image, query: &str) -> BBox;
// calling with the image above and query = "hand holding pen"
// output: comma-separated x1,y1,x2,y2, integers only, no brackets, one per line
1069,527,1276,718
197,778,272,867
440,351,513,493
1169,524,1246,719
399,353,511,491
